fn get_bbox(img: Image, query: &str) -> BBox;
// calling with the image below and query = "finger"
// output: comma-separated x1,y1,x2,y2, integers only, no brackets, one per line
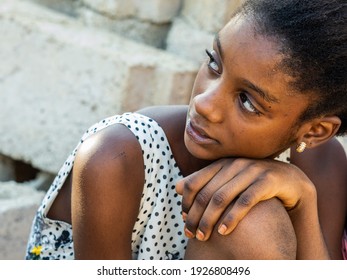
185,159,255,240
217,179,276,235
176,160,225,215
183,178,223,239
194,165,264,241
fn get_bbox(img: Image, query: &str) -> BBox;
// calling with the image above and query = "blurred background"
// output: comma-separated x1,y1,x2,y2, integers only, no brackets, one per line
0,0,345,259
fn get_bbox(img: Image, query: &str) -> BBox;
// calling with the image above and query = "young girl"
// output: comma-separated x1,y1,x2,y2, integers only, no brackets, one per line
26,0,347,260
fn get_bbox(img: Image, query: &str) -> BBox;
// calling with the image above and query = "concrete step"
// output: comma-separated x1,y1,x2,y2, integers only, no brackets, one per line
0,0,198,174
0,178,46,259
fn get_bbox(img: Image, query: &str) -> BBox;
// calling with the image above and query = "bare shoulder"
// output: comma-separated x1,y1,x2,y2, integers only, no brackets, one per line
291,137,347,174
184,198,296,260
72,123,145,259
136,105,188,123
75,122,144,173
290,137,347,201
138,105,188,134
291,137,347,203
73,122,145,210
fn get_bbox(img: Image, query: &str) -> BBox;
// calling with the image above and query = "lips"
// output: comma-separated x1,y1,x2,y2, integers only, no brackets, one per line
186,119,217,145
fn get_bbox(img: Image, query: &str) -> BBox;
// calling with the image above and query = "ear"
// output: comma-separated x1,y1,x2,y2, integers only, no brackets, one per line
297,116,341,149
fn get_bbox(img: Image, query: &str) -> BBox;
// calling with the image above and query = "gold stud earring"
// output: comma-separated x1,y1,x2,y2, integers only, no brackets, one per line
296,142,307,153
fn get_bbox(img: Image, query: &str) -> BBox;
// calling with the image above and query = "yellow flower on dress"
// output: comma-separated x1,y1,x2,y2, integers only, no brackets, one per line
31,245,42,256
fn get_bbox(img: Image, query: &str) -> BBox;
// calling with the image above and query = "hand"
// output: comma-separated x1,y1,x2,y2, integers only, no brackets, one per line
176,157,316,241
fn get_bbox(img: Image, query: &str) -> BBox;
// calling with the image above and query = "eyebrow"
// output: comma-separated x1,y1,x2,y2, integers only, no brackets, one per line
215,33,279,104
242,79,279,103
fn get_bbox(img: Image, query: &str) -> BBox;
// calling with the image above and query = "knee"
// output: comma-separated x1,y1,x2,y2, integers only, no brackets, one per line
185,198,297,259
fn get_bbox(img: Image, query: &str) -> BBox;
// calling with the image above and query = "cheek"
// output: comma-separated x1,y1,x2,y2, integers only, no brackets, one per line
222,122,294,158
257,126,296,156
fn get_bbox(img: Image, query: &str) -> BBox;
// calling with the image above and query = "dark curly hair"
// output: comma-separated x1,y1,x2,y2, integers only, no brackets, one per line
237,0,347,135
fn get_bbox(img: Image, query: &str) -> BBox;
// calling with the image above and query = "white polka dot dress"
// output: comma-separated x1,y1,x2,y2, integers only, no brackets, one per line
25,113,187,260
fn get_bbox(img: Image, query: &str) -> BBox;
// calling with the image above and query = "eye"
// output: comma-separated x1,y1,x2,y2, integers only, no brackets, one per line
239,92,261,116
205,49,221,74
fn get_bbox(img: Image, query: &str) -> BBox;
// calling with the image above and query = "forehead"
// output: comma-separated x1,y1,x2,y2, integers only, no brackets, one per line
218,16,299,97
220,17,283,73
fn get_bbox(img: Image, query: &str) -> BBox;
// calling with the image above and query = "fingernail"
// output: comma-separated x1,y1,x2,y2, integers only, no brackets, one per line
196,229,205,241
182,212,187,222
184,227,195,239
218,224,227,235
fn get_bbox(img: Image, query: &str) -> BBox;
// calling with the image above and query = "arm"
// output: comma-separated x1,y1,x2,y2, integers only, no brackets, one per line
71,124,145,259
291,137,347,259
286,182,329,259
176,156,331,259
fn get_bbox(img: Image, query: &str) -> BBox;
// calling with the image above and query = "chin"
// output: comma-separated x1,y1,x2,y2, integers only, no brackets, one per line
184,135,221,161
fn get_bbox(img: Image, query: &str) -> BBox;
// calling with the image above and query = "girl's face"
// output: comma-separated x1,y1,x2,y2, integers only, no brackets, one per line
185,16,311,160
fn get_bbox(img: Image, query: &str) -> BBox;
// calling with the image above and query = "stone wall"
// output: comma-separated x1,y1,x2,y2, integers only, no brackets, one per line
0,0,346,260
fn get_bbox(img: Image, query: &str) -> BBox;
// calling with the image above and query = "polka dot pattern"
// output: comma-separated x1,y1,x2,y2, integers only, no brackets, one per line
25,113,187,260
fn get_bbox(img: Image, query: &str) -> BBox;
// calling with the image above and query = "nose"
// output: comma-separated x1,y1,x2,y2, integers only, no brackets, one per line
193,82,225,123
